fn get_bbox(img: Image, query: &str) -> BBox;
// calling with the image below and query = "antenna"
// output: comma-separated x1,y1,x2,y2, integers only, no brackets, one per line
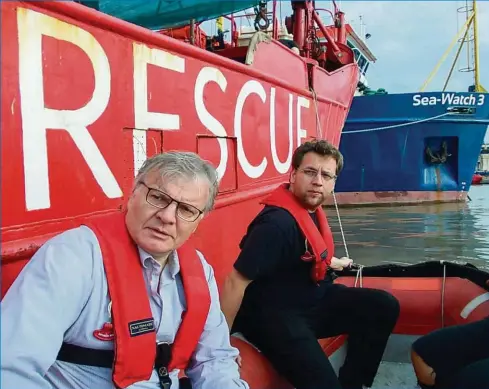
456,1,474,75
419,0,486,92
472,0,483,92
456,0,485,92
359,15,365,41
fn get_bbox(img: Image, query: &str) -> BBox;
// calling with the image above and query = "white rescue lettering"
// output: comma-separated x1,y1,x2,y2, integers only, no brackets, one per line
194,67,228,180
133,42,185,173
270,88,294,174
234,80,268,179
17,8,122,211
297,96,309,146
16,8,315,212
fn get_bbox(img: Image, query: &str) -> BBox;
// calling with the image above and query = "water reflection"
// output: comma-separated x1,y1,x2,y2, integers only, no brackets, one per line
328,185,489,270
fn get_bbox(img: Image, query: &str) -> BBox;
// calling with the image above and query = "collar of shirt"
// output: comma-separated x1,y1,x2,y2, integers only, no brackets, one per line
137,247,181,279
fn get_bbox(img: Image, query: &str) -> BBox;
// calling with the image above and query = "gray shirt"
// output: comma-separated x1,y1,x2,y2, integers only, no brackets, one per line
1,226,248,389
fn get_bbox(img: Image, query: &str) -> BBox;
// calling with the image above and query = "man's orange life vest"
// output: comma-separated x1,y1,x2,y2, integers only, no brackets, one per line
58,212,211,389
260,183,334,283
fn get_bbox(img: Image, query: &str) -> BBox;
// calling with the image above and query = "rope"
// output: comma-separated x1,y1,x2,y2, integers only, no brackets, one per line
332,191,349,259
311,87,366,286
343,112,453,134
310,87,347,257
354,264,364,288
332,190,365,287
310,88,323,139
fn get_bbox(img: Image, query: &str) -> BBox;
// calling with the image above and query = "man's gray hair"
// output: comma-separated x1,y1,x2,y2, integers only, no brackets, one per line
135,151,219,212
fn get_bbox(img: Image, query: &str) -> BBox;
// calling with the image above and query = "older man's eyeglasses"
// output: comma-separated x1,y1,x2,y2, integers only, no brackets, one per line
300,168,337,182
139,182,204,222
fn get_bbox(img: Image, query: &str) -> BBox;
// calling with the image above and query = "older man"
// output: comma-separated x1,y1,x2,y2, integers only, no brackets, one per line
221,140,400,389
1,151,248,389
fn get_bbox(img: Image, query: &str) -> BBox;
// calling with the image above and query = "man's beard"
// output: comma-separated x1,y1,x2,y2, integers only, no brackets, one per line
299,192,324,210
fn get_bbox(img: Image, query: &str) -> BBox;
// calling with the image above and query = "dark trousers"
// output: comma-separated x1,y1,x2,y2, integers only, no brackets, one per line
412,316,489,389
238,284,400,389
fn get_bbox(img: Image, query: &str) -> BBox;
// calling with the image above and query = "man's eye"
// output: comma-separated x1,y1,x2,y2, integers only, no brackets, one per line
149,192,168,203
180,205,196,215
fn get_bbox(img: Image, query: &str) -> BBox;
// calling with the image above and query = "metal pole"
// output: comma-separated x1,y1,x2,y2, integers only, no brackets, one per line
443,15,474,91
472,0,481,91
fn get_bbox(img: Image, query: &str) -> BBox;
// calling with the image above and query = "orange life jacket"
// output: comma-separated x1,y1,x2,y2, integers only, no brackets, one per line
260,183,334,283
80,212,211,388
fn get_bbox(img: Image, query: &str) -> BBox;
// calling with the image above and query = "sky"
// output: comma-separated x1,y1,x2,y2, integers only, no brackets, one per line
310,1,489,142
322,0,489,94
206,1,488,142
335,0,489,143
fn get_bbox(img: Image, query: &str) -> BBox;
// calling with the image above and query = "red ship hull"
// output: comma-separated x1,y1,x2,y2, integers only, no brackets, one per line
1,0,358,292
3,5,489,389
1,1,360,387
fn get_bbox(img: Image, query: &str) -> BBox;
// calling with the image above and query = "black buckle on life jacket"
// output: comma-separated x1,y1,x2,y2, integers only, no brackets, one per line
155,342,172,389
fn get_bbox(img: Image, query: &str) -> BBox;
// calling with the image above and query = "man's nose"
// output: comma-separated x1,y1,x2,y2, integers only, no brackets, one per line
155,202,178,223
312,172,323,186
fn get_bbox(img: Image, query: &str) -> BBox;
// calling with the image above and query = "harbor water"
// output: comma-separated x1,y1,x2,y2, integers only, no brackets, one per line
330,185,489,270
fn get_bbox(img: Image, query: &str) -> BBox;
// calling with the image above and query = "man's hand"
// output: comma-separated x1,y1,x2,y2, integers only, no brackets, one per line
330,256,353,271
236,355,242,368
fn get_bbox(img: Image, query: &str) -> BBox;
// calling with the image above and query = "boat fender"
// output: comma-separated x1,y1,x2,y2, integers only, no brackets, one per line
460,292,489,319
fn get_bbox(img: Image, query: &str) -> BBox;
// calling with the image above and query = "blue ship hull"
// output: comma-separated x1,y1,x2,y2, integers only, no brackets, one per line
333,91,489,206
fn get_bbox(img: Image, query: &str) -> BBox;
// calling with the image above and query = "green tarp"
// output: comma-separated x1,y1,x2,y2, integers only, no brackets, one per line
79,0,260,30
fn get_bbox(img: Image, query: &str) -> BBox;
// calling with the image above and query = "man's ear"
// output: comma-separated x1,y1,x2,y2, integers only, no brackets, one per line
290,169,297,184
124,193,135,212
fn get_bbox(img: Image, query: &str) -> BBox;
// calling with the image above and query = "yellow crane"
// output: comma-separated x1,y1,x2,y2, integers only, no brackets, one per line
419,0,486,93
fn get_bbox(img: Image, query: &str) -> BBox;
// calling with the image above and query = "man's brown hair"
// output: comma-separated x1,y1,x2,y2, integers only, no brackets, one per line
291,140,344,175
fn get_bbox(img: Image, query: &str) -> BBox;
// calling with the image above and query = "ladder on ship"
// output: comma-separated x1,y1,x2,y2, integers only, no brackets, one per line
419,0,487,93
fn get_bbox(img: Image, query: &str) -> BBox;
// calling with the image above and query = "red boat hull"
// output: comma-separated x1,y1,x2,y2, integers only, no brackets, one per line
232,268,489,389
472,174,483,185
0,1,360,387
1,1,358,289
7,6,487,389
